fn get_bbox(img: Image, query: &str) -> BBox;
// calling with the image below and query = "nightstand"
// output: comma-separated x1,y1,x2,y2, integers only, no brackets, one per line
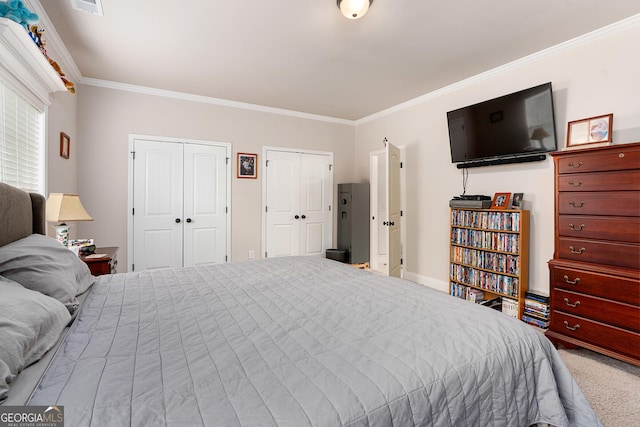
80,246,118,276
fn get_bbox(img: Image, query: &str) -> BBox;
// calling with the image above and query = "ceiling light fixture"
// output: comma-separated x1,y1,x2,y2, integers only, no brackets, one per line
337,0,372,20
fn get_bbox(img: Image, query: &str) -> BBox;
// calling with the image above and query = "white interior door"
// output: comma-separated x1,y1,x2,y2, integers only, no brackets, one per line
386,143,402,277
264,149,333,258
369,143,402,276
183,143,228,267
299,154,332,256
265,151,301,257
132,140,183,270
131,138,229,271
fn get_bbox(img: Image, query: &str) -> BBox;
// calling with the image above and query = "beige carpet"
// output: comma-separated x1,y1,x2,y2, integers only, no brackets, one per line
558,348,640,427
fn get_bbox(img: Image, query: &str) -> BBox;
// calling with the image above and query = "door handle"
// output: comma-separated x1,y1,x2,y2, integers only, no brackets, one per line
186,218,192,223
301,215,306,219
294,215,300,219
175,218,181,223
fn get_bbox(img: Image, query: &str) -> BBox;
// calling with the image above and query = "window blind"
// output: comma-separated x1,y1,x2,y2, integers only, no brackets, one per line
0,80,45,193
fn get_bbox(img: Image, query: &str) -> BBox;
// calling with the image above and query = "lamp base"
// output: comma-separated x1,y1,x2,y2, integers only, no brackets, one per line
54,224,70,247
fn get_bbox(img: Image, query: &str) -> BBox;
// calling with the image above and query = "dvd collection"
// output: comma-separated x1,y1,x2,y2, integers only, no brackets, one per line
451,209,521,231
449,264,519,297
451,246,520,275
523,292,550,329
451,228,520,253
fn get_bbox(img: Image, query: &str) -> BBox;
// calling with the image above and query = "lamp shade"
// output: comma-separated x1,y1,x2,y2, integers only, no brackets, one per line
46,193,93,223
337,0,371,19
530,127,550,141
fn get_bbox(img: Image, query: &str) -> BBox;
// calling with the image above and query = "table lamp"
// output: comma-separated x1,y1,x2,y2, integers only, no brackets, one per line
530,127,550,149
46,193,93,246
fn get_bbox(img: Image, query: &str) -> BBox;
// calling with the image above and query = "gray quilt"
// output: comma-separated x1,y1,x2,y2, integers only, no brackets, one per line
28,257,601,426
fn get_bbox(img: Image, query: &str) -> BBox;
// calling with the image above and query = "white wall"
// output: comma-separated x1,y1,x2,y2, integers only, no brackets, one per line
352,19,640,295
72,85,355,270
45,17,640,292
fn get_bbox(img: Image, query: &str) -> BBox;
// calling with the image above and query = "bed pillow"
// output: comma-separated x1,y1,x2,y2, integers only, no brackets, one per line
0,276,71,402
0,234,95,314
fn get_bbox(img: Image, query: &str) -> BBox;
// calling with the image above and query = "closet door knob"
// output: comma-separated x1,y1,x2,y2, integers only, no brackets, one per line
186,218,192,223
294,215,300,219
301,215,306,219
175,218,181,223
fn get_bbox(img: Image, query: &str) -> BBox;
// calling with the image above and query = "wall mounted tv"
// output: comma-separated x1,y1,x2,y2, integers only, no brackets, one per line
447,82,558,168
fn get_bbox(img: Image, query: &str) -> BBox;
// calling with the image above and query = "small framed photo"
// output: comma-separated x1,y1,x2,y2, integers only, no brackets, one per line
510,193,524,209
237,152,257,179
60,132,70,159
491,192,511,210
566,114,613,148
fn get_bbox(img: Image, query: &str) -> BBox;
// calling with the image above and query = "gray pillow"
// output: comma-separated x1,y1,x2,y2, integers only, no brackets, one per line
0,276,70,402
0,234,95,314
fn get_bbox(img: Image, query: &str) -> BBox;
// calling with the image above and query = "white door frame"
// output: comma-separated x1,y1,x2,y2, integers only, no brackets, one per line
261,146,334,259
127,134,232,271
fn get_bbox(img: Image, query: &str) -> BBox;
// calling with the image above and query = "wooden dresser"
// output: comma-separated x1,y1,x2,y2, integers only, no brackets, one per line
547,142,640,366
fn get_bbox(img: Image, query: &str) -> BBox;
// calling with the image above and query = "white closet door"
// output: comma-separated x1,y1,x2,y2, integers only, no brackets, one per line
265,151,301,257
131,138,229,271
183,143,228,267
264,149,332,258
132,140,184,270
299,154,332,256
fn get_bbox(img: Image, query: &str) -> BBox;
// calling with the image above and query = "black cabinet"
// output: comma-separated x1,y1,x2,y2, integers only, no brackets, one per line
337,183,370,264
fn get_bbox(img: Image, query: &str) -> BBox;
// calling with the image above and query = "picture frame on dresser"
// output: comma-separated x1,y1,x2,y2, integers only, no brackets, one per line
566,114,613,148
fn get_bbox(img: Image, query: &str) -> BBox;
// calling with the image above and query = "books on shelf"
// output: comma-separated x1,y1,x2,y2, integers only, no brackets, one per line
523,292,550,329
502,298,519,318
449,283,485,304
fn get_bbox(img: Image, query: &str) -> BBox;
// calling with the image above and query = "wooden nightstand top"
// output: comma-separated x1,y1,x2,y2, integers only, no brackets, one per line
80,247,118,276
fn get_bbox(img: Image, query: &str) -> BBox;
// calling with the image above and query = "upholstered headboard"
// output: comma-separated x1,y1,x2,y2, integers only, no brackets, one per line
0,182,46,247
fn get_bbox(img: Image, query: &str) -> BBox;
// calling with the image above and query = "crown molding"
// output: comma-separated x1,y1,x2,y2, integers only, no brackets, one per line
79,77,356,126
26,0,82,82
355,13,640,125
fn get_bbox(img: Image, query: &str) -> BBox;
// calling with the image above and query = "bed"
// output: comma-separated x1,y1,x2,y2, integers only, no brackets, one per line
0,182,602,426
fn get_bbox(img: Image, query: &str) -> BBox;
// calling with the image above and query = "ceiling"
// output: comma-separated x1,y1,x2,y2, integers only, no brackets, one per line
38,1,640,121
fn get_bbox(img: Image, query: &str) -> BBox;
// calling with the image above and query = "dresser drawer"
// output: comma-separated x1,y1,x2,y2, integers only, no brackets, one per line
558,191,640,216
558,170,640,192
556,144,640,174
549,311,640,360
552,289,639,332
558,215,640,243
558,237,640,269
550,264,640,305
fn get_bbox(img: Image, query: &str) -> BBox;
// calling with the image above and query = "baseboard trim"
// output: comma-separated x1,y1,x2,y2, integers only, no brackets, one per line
403,271,448,294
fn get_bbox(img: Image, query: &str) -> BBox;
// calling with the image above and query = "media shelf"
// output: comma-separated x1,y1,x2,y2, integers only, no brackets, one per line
449,208,530,319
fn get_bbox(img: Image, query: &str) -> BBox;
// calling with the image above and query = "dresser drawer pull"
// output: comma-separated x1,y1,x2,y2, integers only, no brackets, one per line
563,298,581,308
568,180,583,187
563,275,581,285
569,246,586,254
568,201,586,208
563,321,580,331
568,223,585,231
567,161,583,168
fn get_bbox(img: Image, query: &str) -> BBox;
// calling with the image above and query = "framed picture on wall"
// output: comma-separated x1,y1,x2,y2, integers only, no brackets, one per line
60,132,70,159
491,192,511,210
237,153,257,179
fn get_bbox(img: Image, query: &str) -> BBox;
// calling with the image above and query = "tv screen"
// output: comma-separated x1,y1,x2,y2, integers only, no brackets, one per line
447,83,557,167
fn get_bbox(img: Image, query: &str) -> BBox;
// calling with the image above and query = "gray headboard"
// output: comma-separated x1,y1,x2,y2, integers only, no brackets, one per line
0,182,46,247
